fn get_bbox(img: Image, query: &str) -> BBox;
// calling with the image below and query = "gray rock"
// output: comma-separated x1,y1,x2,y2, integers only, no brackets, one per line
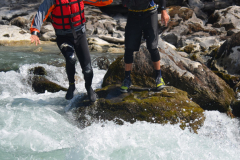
0,25,31,41
188,0,204,9
211,32,240,75
162,33,178,46
208,6,240,30
10,16,29,28
193,7,208,20
40,31,56,41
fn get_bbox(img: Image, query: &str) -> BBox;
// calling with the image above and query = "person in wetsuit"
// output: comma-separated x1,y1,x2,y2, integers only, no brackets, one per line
120,0,169,92
30,0,97,102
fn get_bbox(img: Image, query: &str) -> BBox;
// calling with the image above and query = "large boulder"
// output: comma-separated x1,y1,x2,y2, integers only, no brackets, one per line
75,84,205,133
102,39,236,113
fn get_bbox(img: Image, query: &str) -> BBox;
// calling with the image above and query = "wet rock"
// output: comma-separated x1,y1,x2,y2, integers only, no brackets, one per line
29,66,46,76
29,66,67,93
230,100,240,117
102,39,236,113
33,47,43,52
31,76,67,93
75,84,205,133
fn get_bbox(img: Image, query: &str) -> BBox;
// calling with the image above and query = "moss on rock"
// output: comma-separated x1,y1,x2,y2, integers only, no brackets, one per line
184,44,195,54
75,85,205,133
213,71,240,88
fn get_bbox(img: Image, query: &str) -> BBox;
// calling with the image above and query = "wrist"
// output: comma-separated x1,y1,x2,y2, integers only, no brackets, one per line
161,9,167,13
31,31,40,37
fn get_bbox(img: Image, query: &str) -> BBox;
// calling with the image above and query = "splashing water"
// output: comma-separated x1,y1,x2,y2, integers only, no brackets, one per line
0,47,239,160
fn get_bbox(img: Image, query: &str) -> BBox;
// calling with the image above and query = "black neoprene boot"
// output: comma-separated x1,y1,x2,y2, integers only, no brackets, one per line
83,64,97,102
65,83,75,100
86,85,97,102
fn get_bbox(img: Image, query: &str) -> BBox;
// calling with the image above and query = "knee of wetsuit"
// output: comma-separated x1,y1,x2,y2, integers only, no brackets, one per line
124,48,135,64
66,52,77,65
82,64,93,87
60,43,77,65
148,48,160,62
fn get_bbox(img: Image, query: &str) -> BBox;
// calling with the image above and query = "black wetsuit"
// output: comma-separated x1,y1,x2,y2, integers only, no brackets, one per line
123,0,166,64
56,29,91,84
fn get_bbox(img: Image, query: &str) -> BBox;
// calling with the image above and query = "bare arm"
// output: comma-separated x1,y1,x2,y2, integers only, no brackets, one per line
30,0,55,45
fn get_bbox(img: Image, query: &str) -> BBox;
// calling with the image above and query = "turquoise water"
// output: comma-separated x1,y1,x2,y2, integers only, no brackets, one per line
0,45,240,160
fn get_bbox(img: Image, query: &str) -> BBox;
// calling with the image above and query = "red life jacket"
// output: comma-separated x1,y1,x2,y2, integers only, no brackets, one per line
51,0,85,30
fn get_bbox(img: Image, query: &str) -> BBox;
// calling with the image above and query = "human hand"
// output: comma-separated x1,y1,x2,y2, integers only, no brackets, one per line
30,35,40,46
161,10,169,27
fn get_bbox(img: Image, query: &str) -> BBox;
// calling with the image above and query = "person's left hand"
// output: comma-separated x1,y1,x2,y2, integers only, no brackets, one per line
30,35,41,46
161,10,169,27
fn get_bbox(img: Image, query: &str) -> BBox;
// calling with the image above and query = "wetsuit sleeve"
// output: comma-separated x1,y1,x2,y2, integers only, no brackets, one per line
158,0,166,11
30,0,56,33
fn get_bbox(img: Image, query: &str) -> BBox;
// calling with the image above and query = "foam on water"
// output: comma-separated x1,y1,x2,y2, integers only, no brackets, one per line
64,114,240,160
0,64,240,160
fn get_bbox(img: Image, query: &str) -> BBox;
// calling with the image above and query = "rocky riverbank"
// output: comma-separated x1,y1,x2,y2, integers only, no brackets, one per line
1,0,240,54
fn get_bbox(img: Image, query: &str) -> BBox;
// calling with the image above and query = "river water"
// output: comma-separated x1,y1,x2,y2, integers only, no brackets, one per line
0,45,240,160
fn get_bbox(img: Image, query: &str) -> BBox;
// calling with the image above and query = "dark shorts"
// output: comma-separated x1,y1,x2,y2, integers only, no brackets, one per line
125,9,159,51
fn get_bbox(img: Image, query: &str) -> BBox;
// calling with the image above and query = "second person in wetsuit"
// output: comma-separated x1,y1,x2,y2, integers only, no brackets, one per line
120,0,169,92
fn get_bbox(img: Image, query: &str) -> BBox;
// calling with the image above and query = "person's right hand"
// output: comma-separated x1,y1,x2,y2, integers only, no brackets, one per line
161,10,170,27
30,35,41,46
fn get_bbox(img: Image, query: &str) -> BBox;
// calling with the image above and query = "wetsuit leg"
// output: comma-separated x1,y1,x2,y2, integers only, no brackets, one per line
73,32,91,70
124,11,143,64
143,10,160,62
56,35,76,83
74,32,97,102
124,48,135,64
148,48,160,62
73,32,92,87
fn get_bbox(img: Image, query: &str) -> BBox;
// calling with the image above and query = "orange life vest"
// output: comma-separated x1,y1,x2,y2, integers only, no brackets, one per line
83,0,113,7
51,0,85,30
